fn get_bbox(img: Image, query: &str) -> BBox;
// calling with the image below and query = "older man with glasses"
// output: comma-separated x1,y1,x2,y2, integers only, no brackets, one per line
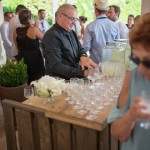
42,4,96,80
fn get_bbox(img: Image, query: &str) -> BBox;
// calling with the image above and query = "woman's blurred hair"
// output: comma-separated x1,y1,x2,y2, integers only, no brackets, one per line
19,9,32,27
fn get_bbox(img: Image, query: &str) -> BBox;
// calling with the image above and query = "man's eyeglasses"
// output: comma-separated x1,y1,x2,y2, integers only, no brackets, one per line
130,53,150,69
62,13,78,21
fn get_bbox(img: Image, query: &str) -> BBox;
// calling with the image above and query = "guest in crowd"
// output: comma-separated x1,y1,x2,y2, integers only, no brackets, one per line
42,4,96,80
37,9,50,33
9,4,27,60
126,14,134,30
9,12,15,18
72,5,83,45
0,12,12,60
13,9,45,84
108,12,150,150
79,16,87,36
83,0,120,64
134,15,140,25
107,5,129,39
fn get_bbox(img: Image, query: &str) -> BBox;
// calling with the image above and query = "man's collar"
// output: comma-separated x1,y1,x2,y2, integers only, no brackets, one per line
54,23,70,35
96,15,107,19
115,19,120,24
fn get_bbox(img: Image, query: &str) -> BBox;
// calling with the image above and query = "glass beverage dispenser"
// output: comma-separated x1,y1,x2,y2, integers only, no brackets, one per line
102,40,131,69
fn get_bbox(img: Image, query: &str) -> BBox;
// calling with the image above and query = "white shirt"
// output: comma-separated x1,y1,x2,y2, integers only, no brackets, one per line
38,20,50,33
9,15,21,58
115,19,129,39
0,21,12,51
72,20,83,45
72,20,81,36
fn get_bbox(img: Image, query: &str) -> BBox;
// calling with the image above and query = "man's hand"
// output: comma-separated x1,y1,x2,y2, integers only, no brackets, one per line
80,56,97,70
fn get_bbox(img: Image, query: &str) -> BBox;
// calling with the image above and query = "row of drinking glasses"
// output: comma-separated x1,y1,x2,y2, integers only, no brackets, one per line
64,71,125,120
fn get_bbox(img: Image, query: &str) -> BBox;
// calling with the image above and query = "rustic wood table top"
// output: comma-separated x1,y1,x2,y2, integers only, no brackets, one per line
23,93,115,131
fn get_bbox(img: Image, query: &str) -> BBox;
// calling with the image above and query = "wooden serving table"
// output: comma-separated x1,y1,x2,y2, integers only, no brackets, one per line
23,93,120,150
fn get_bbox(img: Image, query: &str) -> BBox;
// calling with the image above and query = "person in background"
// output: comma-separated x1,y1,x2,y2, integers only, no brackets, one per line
107,5,129,39
0,12,12,61
126,14,134,30
83,0,120,64
9,12,15,18
72,5,83,44
42,4,96,80
13,9,45,84
134,15,140,25
108,12,150,150
9,4,26,60
37,9,50,33
79,16,87,36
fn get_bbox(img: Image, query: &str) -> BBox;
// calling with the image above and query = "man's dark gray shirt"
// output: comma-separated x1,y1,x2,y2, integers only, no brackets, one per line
42,23,87,80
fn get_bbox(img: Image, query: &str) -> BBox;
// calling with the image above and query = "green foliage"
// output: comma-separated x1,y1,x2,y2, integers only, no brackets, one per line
0,59,28,87
2,0,141,25
3,6,15,12
2,0,53,25
75,0,141,25
23,0,53,24
75,0,94,25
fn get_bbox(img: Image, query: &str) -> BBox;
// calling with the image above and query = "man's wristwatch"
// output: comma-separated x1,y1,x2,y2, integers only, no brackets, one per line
80,54,87,58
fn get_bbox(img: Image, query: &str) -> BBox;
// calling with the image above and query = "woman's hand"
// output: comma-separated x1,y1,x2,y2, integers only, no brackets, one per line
129,97,150,122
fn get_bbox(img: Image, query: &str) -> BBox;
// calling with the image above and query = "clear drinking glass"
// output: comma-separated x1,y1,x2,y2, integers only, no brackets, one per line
87,67,94,81
24,85,34,104
87,66,101,82
140,90,150,129
43,97,55,104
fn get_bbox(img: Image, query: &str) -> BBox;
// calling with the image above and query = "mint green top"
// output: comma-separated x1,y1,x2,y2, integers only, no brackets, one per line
108,68,150,150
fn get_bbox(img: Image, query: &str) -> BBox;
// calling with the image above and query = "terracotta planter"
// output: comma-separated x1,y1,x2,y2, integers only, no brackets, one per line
0,83,27,102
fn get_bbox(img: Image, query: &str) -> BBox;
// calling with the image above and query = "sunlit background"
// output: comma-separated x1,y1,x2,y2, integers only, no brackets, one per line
2,0,141,26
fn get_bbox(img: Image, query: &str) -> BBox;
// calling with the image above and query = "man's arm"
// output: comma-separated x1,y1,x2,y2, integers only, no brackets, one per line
83,25,92,52
119,22,129,39
0,24,12,48
73,30,97,73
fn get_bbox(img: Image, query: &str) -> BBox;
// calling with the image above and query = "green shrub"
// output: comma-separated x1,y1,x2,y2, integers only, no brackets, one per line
0,59,28,87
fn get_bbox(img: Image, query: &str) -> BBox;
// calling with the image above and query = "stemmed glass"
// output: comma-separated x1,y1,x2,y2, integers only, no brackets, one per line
67,78,79,104
87,67,94,81
24,85,34,104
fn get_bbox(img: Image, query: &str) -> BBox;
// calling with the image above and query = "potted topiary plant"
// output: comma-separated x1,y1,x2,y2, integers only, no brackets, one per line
0,59,28,102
